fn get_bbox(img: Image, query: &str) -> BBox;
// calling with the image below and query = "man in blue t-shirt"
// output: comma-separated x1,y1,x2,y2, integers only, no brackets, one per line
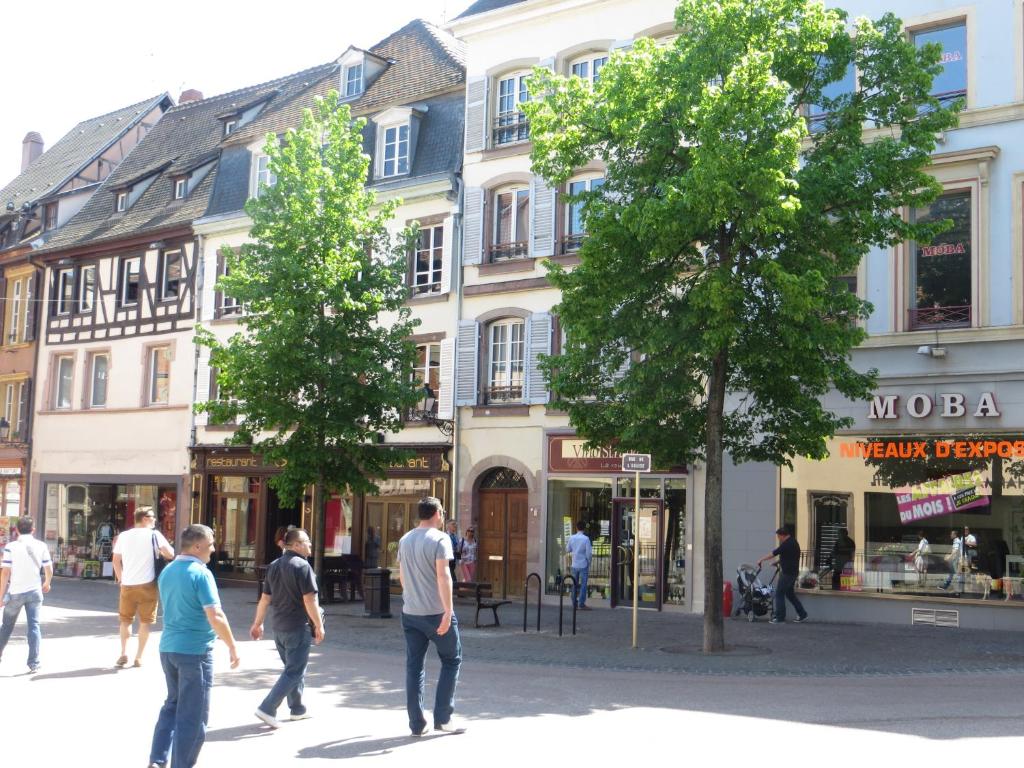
148,524,240,768
249,528,324,728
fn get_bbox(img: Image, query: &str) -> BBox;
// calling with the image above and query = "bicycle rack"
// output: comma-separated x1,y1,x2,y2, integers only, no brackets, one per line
558,574,578,636
523,572,542,633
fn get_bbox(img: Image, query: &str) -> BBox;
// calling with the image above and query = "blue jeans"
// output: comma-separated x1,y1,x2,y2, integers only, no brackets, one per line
150,651,213,768
571,566,589,607
259,627,311,717
401,612,462,733
0,589,43,668
774,574,807,622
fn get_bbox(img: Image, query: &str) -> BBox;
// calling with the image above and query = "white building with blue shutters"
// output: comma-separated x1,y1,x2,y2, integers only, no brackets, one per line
448,0,1024,628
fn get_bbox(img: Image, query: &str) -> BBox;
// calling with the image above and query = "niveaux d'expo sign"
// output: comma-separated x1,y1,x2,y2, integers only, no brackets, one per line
836,391,1019,526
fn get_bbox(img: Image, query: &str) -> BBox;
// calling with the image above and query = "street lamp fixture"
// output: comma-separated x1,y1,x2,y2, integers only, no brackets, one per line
414,384,454,438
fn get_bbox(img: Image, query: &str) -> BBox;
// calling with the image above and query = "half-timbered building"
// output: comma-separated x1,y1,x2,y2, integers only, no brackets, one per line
0,94,170,533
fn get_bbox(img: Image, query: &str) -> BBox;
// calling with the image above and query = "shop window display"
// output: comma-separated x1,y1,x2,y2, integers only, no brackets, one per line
48,482,177,578
783,435,1024,600
211,476,259,576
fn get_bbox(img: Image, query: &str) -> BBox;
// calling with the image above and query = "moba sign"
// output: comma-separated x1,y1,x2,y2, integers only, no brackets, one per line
868,392,1000,420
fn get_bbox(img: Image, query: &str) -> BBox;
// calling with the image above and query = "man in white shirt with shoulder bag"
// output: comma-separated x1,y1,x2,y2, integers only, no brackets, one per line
113,506,174,667
0,516,53,673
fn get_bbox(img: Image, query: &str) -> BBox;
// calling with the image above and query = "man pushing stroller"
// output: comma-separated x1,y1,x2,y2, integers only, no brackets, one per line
757,527,808,624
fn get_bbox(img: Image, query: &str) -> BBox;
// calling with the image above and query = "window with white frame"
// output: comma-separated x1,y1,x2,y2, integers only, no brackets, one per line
115,192,127,212
345,63,364,97
56,269,74,316
174,178,186,200
807,62,856,132
218,259,240,316
381,124,410,177
55,355,74,409
89,353,109,408
120,257,141,306
162,251,182,299
564,176,605,253
570,53,609,84
411,342,441,417
7,381,26,439
148,346,171,405
223,119,237,136
412,224,443,295
3,383,13,433
487,319,525,403
255,155,276,197
911,21,967,106
494,72,530,145
490,187,530,261
78,266,96,313
6,279,23,344
908,189,972,330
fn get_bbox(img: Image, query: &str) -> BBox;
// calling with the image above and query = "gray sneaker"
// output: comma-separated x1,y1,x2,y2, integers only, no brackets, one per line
434,718,467,734
794,615,809,623
411,726,430,737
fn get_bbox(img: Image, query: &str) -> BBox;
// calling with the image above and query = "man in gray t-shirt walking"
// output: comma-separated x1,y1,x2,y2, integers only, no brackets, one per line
397,497,464,737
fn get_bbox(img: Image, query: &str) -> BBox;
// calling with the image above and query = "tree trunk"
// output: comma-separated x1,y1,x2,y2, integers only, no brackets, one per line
702,347,728,653
313,480,327,585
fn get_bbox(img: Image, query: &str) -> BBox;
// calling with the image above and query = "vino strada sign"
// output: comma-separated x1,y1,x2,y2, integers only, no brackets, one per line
867,392,999,420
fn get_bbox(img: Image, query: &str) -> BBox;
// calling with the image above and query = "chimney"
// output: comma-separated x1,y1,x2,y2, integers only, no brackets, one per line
178,89,203,104
21,132,43,171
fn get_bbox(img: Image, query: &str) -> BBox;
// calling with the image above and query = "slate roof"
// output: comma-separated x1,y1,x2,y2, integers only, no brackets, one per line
37,63,337,254
207,18,465,218
452,0,528,20
0,93,171,212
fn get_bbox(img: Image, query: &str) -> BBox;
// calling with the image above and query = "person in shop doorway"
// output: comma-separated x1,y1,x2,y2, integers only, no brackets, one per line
0,516,52,673
940,529,962,591
566,520,593,610
460,527,478,582
148,524,240,768
112,507,174,667
365,526,381,569
758,526,808,624
398,497,465,737
250,528,324,728
446,519,462,584
829,529,856,591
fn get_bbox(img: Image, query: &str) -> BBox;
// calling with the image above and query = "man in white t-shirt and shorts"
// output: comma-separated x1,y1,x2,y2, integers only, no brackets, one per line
113,507,174,667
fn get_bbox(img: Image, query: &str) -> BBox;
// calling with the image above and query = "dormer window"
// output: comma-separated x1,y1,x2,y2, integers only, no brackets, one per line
173,178,187,200
382,124,409,177
115,192,127,212
43,202,58,231
223,119,237,136
345,63,364,97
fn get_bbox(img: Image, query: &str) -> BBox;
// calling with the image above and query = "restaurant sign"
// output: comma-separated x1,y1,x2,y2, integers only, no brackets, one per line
548,437,683,474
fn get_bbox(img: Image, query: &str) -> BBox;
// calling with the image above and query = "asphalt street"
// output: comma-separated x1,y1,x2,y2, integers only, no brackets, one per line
1,578,1021,766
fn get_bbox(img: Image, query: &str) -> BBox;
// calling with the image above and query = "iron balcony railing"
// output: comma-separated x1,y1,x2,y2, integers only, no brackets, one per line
907,304,971,330
485,385,523,404
488,241,529,262
493,113,530,146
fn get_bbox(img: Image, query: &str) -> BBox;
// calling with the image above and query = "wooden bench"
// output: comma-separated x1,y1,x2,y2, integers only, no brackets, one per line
454,581,511,628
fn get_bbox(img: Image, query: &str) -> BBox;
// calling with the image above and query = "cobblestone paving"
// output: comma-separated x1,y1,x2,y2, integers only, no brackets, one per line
48,577,1024,677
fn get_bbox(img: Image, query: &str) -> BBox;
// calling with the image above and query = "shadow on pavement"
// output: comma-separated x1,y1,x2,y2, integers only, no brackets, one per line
205,723,278,743
31,666,120,681
296,733,443,759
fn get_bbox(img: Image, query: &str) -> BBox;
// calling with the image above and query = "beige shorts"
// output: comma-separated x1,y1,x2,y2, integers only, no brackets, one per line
119,582,159,624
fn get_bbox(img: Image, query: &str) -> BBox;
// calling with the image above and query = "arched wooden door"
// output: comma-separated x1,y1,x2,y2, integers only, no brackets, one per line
477,467,528,598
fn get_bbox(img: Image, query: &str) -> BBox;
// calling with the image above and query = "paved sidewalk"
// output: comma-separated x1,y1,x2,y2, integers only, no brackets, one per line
38,577,1024,676
0,578,1021,766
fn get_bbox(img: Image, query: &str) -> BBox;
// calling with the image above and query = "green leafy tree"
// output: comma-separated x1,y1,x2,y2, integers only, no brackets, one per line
195,92,420,577
524,0,959,651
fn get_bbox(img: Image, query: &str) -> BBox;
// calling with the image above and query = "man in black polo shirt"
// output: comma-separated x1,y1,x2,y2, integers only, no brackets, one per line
250,528,325,728
758,526,808,624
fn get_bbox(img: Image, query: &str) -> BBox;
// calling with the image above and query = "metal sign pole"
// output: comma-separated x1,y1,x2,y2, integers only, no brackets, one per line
632,469,640,649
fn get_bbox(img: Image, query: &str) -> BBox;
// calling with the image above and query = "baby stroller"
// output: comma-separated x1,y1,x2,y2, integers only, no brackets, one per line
734,563,778,622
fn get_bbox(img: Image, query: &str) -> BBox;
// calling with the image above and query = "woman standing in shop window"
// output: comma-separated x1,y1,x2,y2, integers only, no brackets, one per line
912,531,931,584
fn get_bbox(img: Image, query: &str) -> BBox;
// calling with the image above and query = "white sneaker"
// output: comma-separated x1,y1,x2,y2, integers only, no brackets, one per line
254,709,280,729
290,712,312,721
434,718,467,734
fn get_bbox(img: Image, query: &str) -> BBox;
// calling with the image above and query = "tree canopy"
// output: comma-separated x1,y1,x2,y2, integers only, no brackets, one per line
195,92,421,571
523,0,960,650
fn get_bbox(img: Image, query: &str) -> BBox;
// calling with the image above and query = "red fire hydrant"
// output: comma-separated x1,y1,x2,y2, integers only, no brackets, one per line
722,581,734,617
